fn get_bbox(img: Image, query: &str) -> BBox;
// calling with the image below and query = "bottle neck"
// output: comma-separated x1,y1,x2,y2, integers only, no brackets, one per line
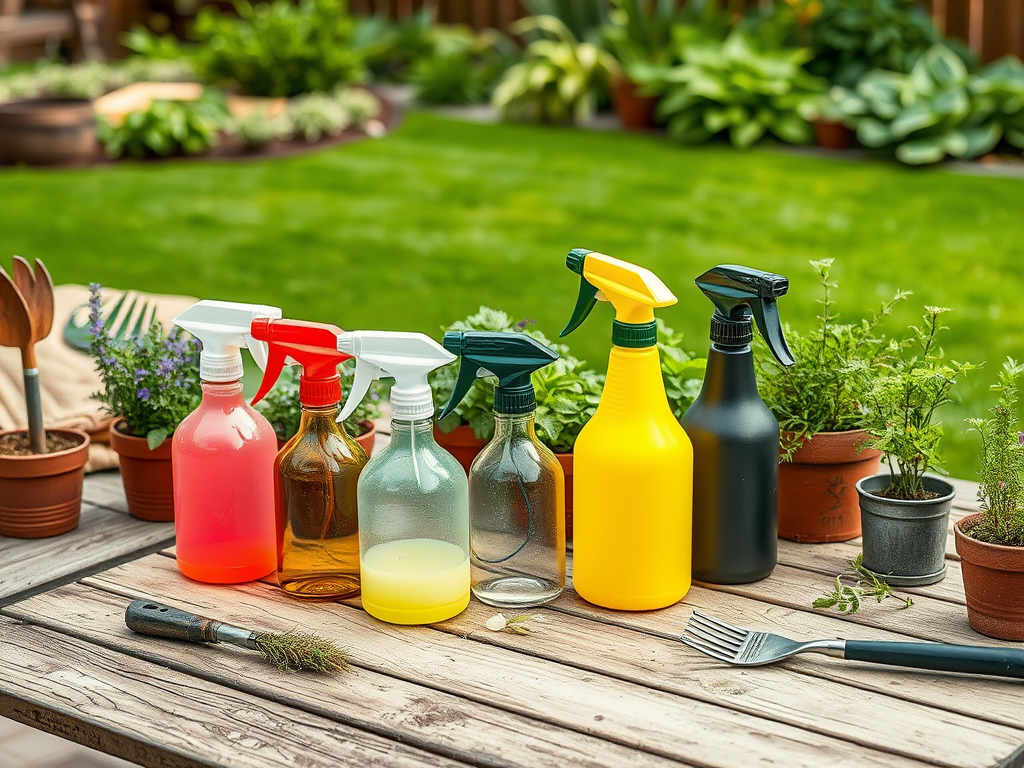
389,418,437,448
201,380,244,401
492,411,537,441
299,402,341,427
700,345,761,404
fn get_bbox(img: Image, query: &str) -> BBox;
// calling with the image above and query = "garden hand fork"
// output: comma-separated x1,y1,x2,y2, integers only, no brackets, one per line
681,610,1024,679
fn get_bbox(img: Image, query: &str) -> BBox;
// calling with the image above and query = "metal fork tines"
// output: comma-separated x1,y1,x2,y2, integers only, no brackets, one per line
681,610,844,667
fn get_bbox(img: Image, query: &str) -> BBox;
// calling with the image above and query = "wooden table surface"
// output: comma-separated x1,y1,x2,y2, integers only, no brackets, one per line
2,429,1022,768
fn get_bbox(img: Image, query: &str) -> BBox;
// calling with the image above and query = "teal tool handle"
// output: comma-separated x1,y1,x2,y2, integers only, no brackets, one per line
844,640,1024,679
23,368,45,454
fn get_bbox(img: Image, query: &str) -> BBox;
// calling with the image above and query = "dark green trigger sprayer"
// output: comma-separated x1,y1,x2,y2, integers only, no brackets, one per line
681,265,794,584
438,331,565,608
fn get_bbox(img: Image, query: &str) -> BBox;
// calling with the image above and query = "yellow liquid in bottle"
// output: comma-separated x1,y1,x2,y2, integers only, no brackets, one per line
360,538,470,624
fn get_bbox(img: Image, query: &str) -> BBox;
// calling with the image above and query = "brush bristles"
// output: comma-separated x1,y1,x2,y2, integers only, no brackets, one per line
252,631,350,673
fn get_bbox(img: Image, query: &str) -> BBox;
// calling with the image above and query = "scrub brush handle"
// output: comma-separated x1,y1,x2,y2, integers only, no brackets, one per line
126,599,227,643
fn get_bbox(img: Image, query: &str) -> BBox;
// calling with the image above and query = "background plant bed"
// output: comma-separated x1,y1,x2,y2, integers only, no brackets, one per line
778,429,881,543
0,428,90,538
955,513,1024,641
109,417,174,523
856,474,955,587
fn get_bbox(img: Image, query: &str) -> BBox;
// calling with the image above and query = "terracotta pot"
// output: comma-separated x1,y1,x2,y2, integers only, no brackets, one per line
109,418,174,522
955,513,1024,641
814,118,853,150
613,77,660,131
555,452,574,540
0,99,97,165
433,424,486,475
778,429,882,543
0,429,90,538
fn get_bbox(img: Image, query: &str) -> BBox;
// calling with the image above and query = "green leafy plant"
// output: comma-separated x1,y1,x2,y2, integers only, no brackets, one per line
756,259,908,458
658,320,706,421
230,109,293,149
642,29,825,147
36,61,129,99
352,4,436,81
966,359,1024,547
833,45,1021,165
813,554,914,613
600,0,679,76
98,93,228,159
521,0,611,43
492,15,619,124
257,363,383,442
971,55,1024,152
532,354,605,453
122,25,186,61
410,29,517,105
860,306,976,500
88,284,201,449
335,87,381,127
193,0,365,97
286,91,354,141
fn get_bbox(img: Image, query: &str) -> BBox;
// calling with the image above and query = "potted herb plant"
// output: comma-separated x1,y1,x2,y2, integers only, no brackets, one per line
0,258,90,538
956,359,1024,640
257,362,381,454
89,284,201,522
757,260,905,543
856,307,975,586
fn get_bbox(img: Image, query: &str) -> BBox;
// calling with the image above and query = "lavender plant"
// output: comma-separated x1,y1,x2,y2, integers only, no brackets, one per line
966,358,1024,547
88,284,201,449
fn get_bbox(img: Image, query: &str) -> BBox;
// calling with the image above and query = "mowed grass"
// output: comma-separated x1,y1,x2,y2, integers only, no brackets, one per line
2,112,1022,479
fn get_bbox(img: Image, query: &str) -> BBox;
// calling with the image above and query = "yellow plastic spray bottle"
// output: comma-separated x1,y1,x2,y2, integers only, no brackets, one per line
560,249,693,610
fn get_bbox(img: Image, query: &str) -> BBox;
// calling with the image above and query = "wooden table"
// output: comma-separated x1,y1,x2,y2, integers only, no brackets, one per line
2,461,1023,768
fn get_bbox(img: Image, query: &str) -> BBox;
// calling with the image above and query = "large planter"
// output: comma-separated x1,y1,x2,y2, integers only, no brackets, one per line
0,429,90,538
434,424,486,475
613,77,659,131
778,430,882,543
0,99,96,165
556,452,574,541
955,513,1024,641
814,118,853,150
109,418,174,522
857,474,955,586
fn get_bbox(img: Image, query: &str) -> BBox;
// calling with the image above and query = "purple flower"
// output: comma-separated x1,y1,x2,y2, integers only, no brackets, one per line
156,357,176,377
137,388,150,401
1018,432,1024,446
516,318,536,330
135,368,149,383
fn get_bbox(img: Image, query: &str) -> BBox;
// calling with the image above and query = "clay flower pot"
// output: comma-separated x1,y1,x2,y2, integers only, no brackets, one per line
857,474,955,586
814,118,853,150
0,99,97,165
109,418,174,522
955,513,1024,641
778,429,882,543
433,424,486,475
613,77,659,131
0,428,90,538
555,452,574,540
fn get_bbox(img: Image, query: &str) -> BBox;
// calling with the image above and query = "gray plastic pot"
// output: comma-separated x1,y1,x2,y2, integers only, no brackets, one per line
856,474,955,587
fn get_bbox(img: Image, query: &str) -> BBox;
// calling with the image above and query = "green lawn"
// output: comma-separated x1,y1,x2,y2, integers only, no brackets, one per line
2,112,1022,480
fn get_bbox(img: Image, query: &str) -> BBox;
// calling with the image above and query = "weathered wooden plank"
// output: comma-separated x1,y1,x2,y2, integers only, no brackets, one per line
547,576,1024,731
0,502,173,604
6,583,684,768
78,554,930,768
0,617,466,768
81,470,129,513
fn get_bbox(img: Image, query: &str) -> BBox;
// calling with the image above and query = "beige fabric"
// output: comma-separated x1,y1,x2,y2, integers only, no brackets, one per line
0,284,196,472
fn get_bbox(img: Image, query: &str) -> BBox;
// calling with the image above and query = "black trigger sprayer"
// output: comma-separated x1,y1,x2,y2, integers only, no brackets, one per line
680,265,794,584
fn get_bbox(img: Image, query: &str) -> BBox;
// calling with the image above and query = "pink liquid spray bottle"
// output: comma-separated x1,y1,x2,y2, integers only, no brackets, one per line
172,300,282,584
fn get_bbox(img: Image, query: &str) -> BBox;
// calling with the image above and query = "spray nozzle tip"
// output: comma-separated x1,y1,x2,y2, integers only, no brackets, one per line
442,331,464,356
566,248,591,275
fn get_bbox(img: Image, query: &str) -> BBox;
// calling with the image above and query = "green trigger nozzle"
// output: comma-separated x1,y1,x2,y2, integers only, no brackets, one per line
560,249,599,338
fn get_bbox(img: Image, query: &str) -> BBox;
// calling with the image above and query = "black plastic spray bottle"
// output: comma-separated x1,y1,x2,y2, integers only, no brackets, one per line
681,265,794,584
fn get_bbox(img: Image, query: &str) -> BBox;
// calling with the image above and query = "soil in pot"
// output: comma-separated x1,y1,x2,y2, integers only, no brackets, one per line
857,474,955,586
0,428,90,538
109,418,174,522
778,430,881,543
434,424,487,475
955,513,1024,641
0,99,97,166
613,78,659,131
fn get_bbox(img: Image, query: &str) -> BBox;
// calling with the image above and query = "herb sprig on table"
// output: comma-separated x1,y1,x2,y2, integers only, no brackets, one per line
813,554,913,614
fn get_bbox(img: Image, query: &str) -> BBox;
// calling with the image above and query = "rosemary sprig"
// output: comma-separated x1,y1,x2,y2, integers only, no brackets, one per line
813,554,914,614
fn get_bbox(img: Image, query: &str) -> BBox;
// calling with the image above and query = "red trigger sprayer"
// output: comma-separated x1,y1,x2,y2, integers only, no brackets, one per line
250,318,369,600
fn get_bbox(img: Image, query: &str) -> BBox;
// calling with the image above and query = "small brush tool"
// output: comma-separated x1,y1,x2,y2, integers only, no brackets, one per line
125,600,349,673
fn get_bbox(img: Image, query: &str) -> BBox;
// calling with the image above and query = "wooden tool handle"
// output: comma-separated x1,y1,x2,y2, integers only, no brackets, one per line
125,600,223,644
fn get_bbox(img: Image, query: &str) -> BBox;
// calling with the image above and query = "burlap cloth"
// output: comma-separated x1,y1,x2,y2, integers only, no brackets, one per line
0,284,196,472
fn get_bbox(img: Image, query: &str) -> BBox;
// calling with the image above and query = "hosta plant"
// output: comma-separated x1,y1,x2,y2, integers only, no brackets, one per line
410,28,517,105
492,15,619,124
972,55,1024,151
642,29,825,148
833,45,1021,165
966,359,1024,547
98,93,229,159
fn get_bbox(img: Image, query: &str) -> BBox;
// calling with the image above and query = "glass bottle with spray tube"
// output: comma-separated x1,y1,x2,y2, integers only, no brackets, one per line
438,331,565,608
249,318,367,599
337,331,469,624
